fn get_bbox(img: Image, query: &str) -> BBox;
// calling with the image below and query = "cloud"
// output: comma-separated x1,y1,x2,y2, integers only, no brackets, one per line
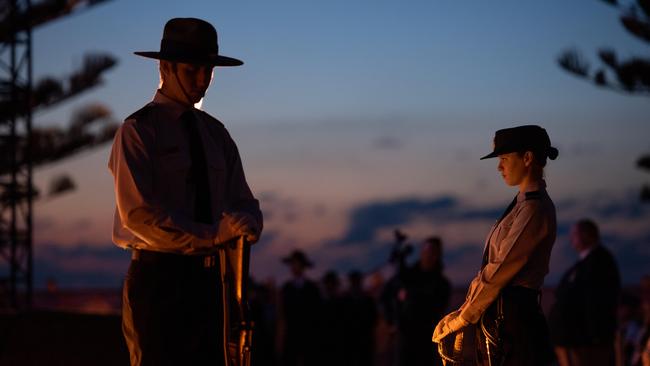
34,243,130,288
308,196,504,285
331,195,505,246
28,189,650,288
34,233,282,289
322,190,650,286
336,196,458,244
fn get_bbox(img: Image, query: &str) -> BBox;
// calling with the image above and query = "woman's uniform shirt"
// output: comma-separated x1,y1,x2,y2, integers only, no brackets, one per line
459,180,556,324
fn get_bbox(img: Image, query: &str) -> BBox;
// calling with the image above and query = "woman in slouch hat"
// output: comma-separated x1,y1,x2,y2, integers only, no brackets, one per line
432,125,559,366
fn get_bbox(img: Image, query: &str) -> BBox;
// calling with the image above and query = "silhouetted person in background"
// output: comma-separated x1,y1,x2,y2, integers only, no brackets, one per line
342,270,377,366
109,18,262,366
320,270,347,365
397,236,450,366
616,293,642,366
433,125,559,366
279,250,322,366
549,219,621,366
630,275,650,366
378,229,414,364
249,277,278,366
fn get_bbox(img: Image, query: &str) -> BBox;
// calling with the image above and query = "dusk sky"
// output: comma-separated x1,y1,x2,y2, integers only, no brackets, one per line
26,0,650,288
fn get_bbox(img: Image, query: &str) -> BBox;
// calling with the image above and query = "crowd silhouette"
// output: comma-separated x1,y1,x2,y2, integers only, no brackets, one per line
246,235,451,366
243,222,649,366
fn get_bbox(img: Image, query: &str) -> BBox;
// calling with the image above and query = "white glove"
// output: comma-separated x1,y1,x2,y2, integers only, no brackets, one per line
432,311,469,343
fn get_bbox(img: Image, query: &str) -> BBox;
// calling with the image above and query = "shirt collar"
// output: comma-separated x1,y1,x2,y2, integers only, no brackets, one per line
517,179,546,202
153,90,194,121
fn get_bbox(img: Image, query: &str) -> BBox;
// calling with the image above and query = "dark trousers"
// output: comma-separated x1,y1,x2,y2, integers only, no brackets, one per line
555,344,615,366
122,250,224,366
282,335,321,366
478,286,555,366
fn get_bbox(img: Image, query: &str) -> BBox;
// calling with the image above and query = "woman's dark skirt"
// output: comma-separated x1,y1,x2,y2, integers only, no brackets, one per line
478,286,555,366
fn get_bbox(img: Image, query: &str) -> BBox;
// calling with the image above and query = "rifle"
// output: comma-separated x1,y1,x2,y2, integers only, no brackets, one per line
225,236,254,366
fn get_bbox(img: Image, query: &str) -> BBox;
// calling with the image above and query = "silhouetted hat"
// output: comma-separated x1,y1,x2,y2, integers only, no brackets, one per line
480,125,559,160
134,18,243,66
322,270,340,286
282,250,313,268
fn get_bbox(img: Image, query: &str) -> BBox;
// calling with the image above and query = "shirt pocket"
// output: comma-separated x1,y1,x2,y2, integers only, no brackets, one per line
494,219,514,259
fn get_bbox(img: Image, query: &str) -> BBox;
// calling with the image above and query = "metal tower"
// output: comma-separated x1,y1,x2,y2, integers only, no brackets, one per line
0,0,34,309
0,0,114,310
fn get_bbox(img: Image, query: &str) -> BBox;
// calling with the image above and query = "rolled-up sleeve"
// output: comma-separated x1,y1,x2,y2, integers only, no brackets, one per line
460,202,549,323
109,120,217,253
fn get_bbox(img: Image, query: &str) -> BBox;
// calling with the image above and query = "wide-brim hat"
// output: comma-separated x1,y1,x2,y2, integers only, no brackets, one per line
282,250,314,268
134,17,243,67
480,125,558,160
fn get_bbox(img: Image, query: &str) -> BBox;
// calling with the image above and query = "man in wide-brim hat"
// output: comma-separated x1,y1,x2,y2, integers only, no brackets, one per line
279,249,322,366
282,249,314,269
109,17,262,366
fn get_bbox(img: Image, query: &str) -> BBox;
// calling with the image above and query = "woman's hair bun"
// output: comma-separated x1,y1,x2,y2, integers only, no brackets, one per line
548,147,559,160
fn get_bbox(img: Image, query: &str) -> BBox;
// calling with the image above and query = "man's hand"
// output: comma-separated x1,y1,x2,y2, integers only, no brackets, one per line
432,311,469,344
216,212,261,244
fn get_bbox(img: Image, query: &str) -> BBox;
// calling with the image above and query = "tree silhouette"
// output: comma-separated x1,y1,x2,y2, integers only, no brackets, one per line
639,155,650,200
0,54,118,181
557,0,650,201
0,0,116,308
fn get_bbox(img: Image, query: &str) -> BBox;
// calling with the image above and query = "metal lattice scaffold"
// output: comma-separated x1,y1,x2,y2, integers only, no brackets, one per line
0,0,34,309
0,0,115,310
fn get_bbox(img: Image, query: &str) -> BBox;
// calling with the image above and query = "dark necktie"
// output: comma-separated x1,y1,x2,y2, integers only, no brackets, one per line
181,110,213,224
481,195,518,268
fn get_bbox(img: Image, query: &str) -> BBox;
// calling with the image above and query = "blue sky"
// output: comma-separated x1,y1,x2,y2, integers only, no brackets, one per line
23,0,650,288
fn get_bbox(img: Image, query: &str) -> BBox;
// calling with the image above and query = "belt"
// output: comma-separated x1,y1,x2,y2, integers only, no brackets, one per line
131,249,217,268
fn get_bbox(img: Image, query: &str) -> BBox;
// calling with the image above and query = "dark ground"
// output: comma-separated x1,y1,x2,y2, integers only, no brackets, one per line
0,310,129,366
0,286,615,366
